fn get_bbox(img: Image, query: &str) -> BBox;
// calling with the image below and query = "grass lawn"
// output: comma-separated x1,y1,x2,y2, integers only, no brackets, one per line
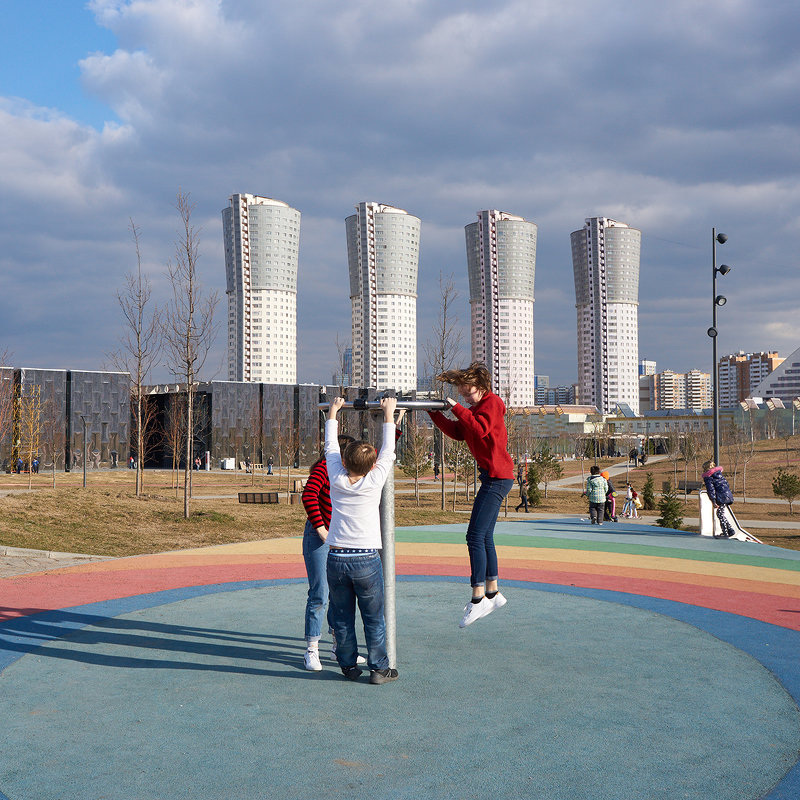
1,435,799,557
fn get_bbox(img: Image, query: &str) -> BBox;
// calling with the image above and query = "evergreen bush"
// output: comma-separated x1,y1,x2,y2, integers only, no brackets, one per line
656,481,683,529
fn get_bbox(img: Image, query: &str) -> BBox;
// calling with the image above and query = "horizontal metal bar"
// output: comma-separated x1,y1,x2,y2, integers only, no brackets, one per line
318,399,450,411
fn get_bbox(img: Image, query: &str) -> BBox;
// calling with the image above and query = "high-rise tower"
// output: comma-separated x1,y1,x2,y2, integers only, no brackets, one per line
223,193,300,384
465,210,537,407
346,202,420,391
571,217,641,414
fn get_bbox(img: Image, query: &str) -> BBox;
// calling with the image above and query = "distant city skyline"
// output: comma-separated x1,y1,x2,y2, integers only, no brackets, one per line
2,2,799,388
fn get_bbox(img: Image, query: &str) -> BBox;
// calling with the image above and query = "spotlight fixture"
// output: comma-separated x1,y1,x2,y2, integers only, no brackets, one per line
715,295,727,306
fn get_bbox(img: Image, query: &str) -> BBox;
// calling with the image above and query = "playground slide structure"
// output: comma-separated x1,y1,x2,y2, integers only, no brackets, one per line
698,490,762,543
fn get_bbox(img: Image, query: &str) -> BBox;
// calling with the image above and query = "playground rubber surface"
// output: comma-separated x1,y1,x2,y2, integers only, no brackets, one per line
1,519,799,800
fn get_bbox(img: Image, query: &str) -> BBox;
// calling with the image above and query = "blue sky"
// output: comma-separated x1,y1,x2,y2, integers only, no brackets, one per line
1,1,117,129
1,0,799,389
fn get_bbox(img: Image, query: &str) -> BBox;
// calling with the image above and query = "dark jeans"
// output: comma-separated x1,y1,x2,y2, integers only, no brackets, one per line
589,502,605,524
302,520,333,641
327,552,388,671
716,505,735,537
466,472,514,587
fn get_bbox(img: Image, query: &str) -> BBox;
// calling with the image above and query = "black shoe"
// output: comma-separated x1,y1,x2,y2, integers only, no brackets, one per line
369,668,399,685
341,666,363,681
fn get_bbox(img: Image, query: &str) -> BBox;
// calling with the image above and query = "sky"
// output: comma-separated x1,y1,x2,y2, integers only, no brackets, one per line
1,0,799,389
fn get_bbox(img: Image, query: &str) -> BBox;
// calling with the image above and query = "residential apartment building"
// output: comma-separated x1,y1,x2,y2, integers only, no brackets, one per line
572,217,641,414
346,202,420,392
223,193,300,383
640,369,712,411
717,350,784,407
639,359,656,376
466,210,537,407
535,384,576,405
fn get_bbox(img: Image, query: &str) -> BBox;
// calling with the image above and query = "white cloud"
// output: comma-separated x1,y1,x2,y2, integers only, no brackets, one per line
1,0,798,387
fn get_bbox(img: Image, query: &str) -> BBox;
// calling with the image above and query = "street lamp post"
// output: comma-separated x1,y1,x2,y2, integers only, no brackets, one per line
706,229,731,466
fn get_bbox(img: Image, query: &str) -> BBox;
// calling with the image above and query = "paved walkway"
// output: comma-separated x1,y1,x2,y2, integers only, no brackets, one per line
1,521,799,800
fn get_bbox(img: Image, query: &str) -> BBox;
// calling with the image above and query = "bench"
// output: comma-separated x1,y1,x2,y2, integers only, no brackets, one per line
238,492,279,504
663,480,703,494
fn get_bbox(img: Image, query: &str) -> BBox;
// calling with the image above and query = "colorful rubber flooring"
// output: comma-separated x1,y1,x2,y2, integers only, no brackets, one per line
1,519,799,800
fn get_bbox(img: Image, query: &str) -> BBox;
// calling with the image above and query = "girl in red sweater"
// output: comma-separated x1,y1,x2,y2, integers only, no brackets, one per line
428,363,515,628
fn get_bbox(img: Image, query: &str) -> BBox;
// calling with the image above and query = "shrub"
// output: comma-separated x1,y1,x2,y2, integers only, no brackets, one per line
656,481,683,530
642,472,656,510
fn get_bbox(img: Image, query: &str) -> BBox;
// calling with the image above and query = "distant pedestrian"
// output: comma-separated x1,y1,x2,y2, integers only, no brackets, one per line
267,456,274,475
32,458,39,474
433,461,439,481
583,466,608,525
515,471,529,513
702,460,735,538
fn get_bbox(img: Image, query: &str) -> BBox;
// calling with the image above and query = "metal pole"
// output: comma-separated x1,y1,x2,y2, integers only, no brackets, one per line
380,464,396,669
712,228,720,466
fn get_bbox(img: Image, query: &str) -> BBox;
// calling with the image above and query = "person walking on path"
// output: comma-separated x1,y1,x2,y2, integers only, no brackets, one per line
583,466,608,525
325,395,398,685
427,363,515,628
515,465,529,513
702,460,735,538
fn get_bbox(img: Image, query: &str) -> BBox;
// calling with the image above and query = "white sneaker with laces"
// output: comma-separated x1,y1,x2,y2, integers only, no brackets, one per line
304,647,322,671
489,591,507,610
459,596,494,628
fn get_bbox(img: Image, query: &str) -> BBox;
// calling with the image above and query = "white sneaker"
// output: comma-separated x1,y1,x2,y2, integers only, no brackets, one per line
330,639,367,665
304,647,322,671
489,592,507,610
459,597,494,628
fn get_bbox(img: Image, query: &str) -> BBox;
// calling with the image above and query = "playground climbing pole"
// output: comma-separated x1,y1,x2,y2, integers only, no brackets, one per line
319,398,449,667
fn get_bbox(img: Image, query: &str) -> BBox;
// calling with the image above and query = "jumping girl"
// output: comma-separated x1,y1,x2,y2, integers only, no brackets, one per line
427,363,515,628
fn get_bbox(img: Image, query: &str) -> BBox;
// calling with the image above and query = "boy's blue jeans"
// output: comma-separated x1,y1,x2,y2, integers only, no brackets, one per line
467,472,514,587
327,551,388,671
302,520,333,641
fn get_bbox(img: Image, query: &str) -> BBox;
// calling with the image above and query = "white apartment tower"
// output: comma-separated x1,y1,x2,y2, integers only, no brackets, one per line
346,202,420,391
466,210,537,407
223,194,300,384
571,217,641,414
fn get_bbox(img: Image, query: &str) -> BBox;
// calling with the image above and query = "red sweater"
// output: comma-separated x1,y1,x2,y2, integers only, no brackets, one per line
429,392,514,479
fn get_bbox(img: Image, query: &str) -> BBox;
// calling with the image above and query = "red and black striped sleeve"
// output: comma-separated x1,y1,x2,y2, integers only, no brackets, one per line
302,460,332,530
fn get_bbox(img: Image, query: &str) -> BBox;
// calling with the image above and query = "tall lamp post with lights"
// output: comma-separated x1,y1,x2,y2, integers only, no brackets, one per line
706,229,731,466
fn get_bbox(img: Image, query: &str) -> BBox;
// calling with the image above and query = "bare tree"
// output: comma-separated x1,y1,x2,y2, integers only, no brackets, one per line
446,438,472,510
40,397,65,488
110,219,161,497
164,394,187,494
399,413,431,505
664,429,682,487
163,192,219,519
273,412,300,500
423,273,464,510
722,421,746,493
17,384,42,490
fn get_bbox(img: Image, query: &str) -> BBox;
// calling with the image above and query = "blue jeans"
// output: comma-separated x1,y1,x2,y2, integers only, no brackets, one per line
302,520,333,641
466,472,514,587
327,552,388,671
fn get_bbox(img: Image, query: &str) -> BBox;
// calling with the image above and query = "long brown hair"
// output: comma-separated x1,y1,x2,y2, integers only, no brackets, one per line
436,362,492,393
